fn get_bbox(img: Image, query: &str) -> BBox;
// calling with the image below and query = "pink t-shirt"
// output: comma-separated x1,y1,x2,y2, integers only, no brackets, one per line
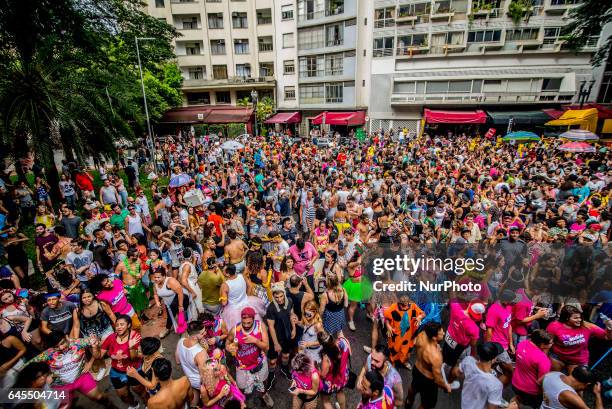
546,321,606,365
97,279,132,316
288,242,318,276
512,340,551,395
447,302,480,347
485,302,512,349
512,289,534,336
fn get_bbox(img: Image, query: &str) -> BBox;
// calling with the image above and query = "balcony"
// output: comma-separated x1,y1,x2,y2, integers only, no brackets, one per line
258,43,273,52
373,48,394,57
545,0,581,14
396,45,430,56
177,54,205,65
177,28,203,41
374,19,395,28
469,6,502,19
182,76,276,89
390,91,575,105
171,0,200,14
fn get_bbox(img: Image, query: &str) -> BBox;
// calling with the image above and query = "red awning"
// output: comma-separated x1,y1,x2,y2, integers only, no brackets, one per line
264,112,301,124
424,109,487,124
542,108,565,119
161,106,253,124
311,111,366,125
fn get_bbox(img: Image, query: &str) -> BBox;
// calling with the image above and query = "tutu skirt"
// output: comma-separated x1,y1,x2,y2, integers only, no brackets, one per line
220,296,266,328
343,276,373,303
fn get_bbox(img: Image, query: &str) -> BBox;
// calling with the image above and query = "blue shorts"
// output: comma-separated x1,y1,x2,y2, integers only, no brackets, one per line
109,366,142,389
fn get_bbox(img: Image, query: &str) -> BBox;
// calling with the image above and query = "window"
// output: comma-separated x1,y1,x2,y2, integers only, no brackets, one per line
398,3,431,18
216,91,231,104
281,5,294,20
300,84,324,103
374,7,395,28
206,0,222,2
467,30,502,43
283,33,294,48
182,17,198,29
234,39,249,54
257,9,272,25
542,78,562,91
208,13,223,29
326,24,343,46
210,39,225,55
597,52,612,103
393,82,416,93
258,36,273,52
448,80,471,92
298,26,325,49
433,0,451,13
506,28,539,41
155,0,164,7
212,65,228,80
232,12,248,29
188,67,205,80
326,83,343,103
397,34,427,53
299,56,323,77
543,27,561,45
236,64,251,78
373,37,394,57
186,92,210,105
284,60,295,74
185,42,201,55
326,53,343,76
285,86,296,100
483,80,503,92
259,62,274,77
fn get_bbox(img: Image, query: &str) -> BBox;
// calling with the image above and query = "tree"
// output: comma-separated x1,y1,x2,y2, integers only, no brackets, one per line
563,0,612,66
0,0,181,189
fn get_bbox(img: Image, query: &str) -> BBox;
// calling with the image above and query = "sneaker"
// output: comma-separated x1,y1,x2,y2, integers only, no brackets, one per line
363,346,372,353
262,393,274,408
94,367,106,381
348,321,356,331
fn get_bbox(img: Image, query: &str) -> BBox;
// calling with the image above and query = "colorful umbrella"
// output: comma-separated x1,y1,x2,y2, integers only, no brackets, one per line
559,129,599,141
558,141,596,153
501,131,540,142
169,173,191,187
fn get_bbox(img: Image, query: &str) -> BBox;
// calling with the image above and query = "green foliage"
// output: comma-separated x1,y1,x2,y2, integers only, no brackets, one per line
508,0,532,24
237,97,251,107
256,96,275,124
228,123,247,138
0,0,181,168
563,0,612,66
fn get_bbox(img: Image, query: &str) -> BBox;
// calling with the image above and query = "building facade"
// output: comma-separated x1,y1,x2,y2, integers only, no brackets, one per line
368,0,601,134
147,0,606,136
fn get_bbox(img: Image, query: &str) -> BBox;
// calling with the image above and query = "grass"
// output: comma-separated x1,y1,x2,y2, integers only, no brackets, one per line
7,164,169,289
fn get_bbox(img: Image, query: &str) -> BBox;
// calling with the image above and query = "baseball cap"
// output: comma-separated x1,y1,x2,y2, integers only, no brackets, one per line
241,307,256,318
468,302,486,321
500,289,521,304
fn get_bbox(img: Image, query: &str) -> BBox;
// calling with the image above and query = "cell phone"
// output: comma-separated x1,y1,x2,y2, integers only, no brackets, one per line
288,385,297,393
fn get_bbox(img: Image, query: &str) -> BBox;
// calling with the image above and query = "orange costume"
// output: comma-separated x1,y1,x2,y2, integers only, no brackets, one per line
383,302,424,366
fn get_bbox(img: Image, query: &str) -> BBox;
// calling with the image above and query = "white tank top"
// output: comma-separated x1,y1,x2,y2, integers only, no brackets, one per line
127,214,144,235
226,274,248,305
541,372,576,409
177,338,205,387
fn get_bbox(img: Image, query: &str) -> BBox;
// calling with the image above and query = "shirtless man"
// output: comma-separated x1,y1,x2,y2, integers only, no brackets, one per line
147,358,193,409
224,228,248,274
405,323,451,409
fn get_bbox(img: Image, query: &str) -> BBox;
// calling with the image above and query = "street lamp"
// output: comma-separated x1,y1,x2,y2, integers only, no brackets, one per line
577,80,595,109
251,89,258,137
135,37,156,156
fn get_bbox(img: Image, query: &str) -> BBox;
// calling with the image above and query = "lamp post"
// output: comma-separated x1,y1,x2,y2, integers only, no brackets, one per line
577,80,595,109
251,89,258,137
135,37,156,156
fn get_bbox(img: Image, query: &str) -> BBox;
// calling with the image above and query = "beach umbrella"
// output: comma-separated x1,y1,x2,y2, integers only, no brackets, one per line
559,129,599,141
501,131,540,142
169,173,191,187
558,141,596,153
221,140,245,151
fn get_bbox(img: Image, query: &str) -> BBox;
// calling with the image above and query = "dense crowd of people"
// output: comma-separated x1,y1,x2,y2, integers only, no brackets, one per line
0,127,611,409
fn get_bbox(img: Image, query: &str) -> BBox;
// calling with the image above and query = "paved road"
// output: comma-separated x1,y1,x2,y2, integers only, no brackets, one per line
75,305,605,409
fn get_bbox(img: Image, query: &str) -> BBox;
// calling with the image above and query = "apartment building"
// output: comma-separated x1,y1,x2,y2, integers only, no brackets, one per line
368,0,601,134
146,0,276,107
146,0,372,134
